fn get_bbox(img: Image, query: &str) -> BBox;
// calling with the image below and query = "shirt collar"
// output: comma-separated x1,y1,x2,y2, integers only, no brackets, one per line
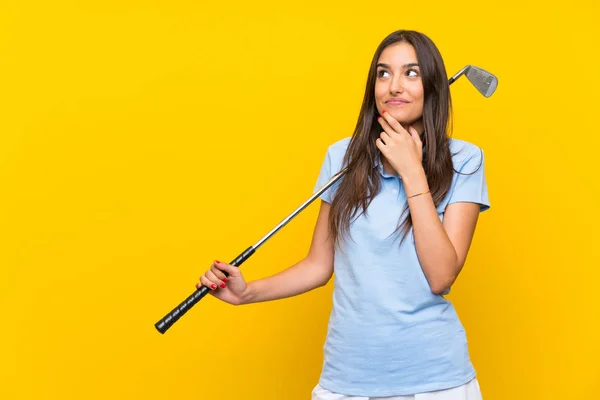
373,152,399,179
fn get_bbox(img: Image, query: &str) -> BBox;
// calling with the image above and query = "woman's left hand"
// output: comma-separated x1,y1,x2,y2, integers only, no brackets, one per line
375,111,423,178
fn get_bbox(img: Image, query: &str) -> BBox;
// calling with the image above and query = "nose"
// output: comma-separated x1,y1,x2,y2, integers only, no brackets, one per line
389,75,404,94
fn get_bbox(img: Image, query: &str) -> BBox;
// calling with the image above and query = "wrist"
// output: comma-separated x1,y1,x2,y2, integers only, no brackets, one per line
402,167,430,197
240,281,257,305
400,165,427,186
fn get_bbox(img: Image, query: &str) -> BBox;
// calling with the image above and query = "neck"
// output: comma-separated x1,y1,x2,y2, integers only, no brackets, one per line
410,119,424,136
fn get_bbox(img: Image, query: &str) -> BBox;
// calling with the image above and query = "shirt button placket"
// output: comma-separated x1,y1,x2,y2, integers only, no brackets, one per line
392,176,400,197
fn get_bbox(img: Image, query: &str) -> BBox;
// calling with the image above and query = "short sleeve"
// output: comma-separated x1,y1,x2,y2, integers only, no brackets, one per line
447,147,490,212
313,148,335,204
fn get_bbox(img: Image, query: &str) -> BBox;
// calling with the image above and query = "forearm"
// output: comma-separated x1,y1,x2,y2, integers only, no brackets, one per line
402,168,459,293
241,258,332,304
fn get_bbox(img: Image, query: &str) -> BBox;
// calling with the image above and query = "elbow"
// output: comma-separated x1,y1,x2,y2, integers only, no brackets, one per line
429,257,463,295
430,281,452,295
429,271,459,295
307,257,334,288
317,271,334,287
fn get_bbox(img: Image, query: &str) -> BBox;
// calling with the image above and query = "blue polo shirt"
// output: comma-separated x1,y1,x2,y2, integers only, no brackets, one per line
313,137,490,396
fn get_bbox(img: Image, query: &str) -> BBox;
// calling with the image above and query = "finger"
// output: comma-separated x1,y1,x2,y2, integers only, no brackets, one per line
213,260,239,277
377,115,399,138
375,138,385,151
380,110,408,135
407,125,422,144
198,275,218,291
379,130,391,145
207,269,227,289
210,264,227,281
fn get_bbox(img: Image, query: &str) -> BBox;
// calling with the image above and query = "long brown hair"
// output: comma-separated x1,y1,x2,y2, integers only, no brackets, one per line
329,30,454,244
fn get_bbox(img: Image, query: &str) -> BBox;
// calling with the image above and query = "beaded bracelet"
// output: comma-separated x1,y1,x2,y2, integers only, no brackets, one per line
408,190,430,199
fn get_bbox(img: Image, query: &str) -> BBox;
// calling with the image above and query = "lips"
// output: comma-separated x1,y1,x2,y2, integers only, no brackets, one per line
385,99,409,105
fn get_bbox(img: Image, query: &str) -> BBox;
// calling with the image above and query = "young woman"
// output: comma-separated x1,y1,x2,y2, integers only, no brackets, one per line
198,30,489,400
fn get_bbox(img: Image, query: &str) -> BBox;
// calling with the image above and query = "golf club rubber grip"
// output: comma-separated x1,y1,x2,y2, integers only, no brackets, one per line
229,246,255,268
154,246,256,334
154,285,211,334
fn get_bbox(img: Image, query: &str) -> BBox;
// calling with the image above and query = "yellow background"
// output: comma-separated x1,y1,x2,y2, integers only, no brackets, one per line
1,1,599,399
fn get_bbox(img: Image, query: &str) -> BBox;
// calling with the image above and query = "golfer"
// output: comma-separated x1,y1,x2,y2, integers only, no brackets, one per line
198,29,489,400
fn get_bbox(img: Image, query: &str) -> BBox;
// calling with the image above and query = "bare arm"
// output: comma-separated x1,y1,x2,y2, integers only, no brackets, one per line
198,200,335,305
375,113,483,295
241,201,334,304
403,170,480,294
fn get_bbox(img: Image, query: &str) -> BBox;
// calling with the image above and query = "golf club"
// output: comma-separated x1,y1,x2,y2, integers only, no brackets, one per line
154,65,498,334
448,65,498,98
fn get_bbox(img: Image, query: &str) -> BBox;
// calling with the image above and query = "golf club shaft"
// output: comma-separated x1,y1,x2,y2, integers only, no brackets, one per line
154,168,346,334
448,66,468,85
155,66,490,334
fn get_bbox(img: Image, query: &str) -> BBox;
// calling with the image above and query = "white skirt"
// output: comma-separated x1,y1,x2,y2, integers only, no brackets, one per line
311,378,482,400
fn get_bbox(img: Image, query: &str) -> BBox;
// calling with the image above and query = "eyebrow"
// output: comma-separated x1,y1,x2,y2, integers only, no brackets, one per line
376,63,420,69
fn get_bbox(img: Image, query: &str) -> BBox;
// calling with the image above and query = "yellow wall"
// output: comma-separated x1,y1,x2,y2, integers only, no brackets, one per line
1,1,598,399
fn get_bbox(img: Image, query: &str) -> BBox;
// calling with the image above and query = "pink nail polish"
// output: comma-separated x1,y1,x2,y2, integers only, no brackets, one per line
211,284,217,289
220,283,226,288
215,260,220,264
223,277,227,282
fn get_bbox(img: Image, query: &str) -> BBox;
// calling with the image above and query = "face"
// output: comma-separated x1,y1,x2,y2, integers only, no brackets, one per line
374,42,424,127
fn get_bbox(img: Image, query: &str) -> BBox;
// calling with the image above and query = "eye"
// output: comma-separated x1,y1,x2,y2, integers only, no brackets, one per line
406,69,419,77
377,70,390,78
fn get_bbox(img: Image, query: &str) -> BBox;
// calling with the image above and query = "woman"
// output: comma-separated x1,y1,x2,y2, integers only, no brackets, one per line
198,29,489,399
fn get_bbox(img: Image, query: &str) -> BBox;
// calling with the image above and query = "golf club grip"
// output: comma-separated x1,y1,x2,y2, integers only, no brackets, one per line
154,285,211,334
154,246,255,334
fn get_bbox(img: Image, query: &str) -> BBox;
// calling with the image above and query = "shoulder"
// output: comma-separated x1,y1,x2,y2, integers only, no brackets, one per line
313,137,352,197
321,137,352,167
449,138,485,170
449,138,483,160
326,136,352,155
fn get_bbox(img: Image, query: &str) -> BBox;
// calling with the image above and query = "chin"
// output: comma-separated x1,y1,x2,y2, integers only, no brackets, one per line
388,112,412,124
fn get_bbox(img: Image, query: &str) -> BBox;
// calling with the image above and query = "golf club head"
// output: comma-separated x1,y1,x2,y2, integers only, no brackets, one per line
465,66,498,98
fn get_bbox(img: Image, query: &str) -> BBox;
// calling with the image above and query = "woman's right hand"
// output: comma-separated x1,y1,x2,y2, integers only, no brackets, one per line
197,260,248,305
